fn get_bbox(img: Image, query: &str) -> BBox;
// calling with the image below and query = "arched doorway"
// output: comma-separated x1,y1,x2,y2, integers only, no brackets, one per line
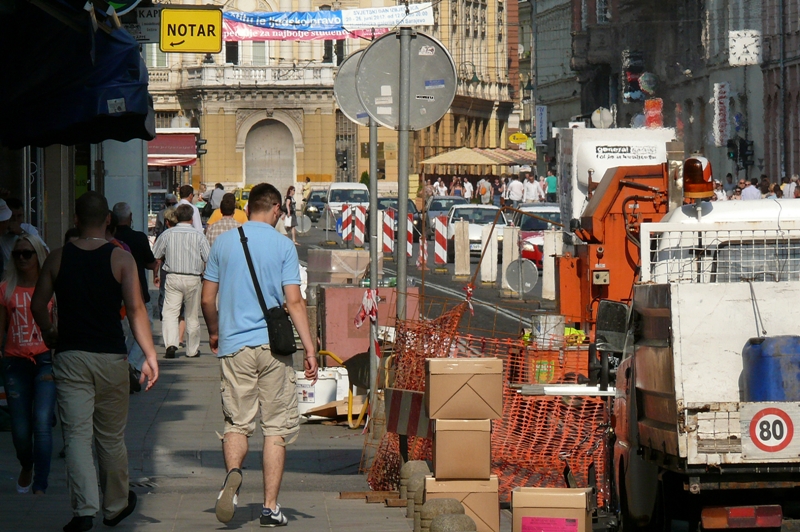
245,119,295,193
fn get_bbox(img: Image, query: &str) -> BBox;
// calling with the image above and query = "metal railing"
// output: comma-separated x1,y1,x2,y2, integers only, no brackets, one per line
183,64,335,88
640,221,800,284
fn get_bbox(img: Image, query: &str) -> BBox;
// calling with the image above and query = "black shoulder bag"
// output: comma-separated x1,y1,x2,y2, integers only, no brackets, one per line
238,226,297,356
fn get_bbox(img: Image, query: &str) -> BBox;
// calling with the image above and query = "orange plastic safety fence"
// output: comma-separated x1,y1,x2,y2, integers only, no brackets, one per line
368,305,610,507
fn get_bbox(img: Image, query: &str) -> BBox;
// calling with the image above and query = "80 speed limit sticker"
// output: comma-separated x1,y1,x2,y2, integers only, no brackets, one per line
741,403,800,460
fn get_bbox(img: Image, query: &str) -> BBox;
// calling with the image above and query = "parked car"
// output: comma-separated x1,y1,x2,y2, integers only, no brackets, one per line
303,188,327,223
423,195,468,239
513,202,561,269
366,197,422,242
445,204,510,263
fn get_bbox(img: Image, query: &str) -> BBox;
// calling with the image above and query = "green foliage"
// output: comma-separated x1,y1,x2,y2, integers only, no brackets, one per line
360,171,370,186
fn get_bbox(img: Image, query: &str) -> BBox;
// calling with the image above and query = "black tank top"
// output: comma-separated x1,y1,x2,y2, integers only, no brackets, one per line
54,242,126,355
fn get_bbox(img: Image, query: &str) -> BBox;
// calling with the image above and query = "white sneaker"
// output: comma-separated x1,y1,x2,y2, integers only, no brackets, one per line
260,504,288,527
215,468,242,523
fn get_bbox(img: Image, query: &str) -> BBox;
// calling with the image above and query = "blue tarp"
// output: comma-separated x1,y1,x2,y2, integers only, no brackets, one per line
0,0,155,148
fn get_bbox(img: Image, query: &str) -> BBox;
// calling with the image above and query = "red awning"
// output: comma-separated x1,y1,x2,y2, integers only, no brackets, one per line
147,133,197,167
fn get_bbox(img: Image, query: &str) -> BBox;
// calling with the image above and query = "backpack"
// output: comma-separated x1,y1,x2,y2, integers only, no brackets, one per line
479,183,488,196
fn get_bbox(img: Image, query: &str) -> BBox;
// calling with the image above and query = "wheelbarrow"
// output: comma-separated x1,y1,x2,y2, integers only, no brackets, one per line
318,350,370,429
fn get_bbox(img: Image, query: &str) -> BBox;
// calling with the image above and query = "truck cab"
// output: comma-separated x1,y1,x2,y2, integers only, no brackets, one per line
608,199,800,531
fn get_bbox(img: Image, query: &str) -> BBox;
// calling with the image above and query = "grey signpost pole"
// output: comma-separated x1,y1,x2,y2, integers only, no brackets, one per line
368,117,379,412
396,27,412,321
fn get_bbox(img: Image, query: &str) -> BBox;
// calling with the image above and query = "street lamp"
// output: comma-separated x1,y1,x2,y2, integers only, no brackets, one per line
459,62,481,86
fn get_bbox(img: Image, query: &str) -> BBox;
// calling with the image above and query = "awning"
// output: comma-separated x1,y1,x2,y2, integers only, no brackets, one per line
420,147,537,166
147,133,197,167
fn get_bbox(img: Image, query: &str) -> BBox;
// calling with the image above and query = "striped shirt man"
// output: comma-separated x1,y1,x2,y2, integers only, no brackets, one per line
153,223,210,276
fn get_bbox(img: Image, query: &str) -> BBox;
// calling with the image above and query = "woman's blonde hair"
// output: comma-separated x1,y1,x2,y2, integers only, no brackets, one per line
3,233,49,302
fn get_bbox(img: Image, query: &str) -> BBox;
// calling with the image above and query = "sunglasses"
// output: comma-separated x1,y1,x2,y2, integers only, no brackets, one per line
12,249,36,260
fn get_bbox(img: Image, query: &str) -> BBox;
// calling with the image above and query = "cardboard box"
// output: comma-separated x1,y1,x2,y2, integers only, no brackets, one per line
433,419,491,479
426,358,503,419
425,475,500,532
511,487,593,532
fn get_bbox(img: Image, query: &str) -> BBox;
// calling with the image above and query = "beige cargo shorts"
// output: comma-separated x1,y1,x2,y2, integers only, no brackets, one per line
219,345,299,443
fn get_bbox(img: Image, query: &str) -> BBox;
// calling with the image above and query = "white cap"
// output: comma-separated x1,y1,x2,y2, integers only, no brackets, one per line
0,199,11,222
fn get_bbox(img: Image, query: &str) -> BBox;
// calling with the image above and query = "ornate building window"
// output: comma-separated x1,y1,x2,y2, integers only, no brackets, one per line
596,0,610,24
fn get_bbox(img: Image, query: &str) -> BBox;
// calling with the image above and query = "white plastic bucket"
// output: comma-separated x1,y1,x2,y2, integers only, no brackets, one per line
296,370,339,415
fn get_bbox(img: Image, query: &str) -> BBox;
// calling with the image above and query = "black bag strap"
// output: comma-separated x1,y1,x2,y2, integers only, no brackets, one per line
238,226,271,320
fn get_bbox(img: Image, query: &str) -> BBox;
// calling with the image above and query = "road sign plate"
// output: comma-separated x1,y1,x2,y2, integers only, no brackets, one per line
741,403,800,460
160,7,222,54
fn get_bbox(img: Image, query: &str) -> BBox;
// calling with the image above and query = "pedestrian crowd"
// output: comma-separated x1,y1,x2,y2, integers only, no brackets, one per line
710,173,800,201
422,170,558,207
0,182,316,530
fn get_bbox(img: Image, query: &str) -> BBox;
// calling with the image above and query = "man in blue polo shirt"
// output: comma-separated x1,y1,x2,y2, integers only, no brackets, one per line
201,183,318,527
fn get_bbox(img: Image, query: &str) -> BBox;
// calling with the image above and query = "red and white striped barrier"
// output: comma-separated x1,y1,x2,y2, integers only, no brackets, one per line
407,213,413,257
341,204,352,241
416,234,428,269
382,209,395,253
434,215,447,265
353,206,366,247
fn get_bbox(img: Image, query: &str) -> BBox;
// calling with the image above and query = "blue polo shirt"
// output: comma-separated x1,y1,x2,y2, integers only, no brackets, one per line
204,221,300,357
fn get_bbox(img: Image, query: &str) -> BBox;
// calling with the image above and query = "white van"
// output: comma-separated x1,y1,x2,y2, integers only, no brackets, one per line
325,182,370,218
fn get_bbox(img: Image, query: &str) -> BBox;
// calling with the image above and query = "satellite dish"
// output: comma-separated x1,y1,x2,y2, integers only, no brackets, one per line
505,259,539,294
591,107,613,129
355,31,457,131
296,215,312,235
334,50,370,126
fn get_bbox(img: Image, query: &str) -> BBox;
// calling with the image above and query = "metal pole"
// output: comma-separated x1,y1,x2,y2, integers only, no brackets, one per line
396,27,412,321
779,0,786,181
368,117,379,414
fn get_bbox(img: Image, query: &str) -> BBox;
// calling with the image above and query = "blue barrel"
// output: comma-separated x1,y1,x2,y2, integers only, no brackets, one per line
741,336,800,401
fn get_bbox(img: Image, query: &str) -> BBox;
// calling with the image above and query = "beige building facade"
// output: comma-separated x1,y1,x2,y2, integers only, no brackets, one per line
147,0,515,193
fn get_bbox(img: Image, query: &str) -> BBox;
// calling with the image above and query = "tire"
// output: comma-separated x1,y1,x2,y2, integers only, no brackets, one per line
619,468,667,532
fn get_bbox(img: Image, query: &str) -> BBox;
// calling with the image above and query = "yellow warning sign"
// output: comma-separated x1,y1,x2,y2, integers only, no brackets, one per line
160,7,222,54
509,132,529,144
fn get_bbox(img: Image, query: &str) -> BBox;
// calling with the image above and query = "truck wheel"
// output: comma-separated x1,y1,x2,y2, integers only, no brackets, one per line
620,471,666,532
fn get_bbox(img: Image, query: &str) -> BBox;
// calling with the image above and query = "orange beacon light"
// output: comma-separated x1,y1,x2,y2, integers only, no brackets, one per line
683,156,714,200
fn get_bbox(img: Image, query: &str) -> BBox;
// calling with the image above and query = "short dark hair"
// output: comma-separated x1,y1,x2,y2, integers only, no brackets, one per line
220,193,236,216
5,197,23,210
247,183,282,214
179,184,194,199
64,227,80,244
175,204,194,222
751,178,759,186
75,191,110,228
215,183,224,190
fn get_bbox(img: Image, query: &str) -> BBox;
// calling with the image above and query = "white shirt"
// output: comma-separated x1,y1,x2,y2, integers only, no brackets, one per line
433,182,447,196
741,184,761,200
463,180,474,199
179,198,204,231
785,182,797,199
523,180,545,202
714,189,727,201
507,180,524,202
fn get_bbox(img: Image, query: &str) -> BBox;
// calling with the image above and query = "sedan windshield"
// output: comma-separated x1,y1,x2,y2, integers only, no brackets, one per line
519,211,560,231
330,189,369,203
451,208,501,224
377,198,418,213
309,190,326,202
428,198,467,212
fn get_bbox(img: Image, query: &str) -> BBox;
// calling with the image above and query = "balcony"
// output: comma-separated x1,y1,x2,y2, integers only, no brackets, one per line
182,64,336,89
571,24,616,71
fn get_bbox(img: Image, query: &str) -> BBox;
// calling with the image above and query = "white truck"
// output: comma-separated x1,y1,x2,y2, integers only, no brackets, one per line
598,199,800,531
553,126,677,234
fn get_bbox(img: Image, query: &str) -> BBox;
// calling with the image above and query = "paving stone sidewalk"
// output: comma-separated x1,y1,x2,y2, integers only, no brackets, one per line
0,308,411,531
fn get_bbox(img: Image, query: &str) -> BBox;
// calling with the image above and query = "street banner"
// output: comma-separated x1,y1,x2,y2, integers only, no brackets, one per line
222,4,432,41
535,105,548,146
713,82,731,147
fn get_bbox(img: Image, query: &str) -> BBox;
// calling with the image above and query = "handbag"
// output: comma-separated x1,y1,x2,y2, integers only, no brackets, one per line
201,201,214,218
237,227,297,356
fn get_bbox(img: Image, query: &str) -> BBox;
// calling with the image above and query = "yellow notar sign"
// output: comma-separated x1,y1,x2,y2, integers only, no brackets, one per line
160,7,222,53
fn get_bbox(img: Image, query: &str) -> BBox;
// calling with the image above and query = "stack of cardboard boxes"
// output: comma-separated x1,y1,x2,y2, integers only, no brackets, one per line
424,358,503,532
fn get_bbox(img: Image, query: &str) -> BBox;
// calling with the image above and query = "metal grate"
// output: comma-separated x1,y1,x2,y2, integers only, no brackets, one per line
641,222,800,284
